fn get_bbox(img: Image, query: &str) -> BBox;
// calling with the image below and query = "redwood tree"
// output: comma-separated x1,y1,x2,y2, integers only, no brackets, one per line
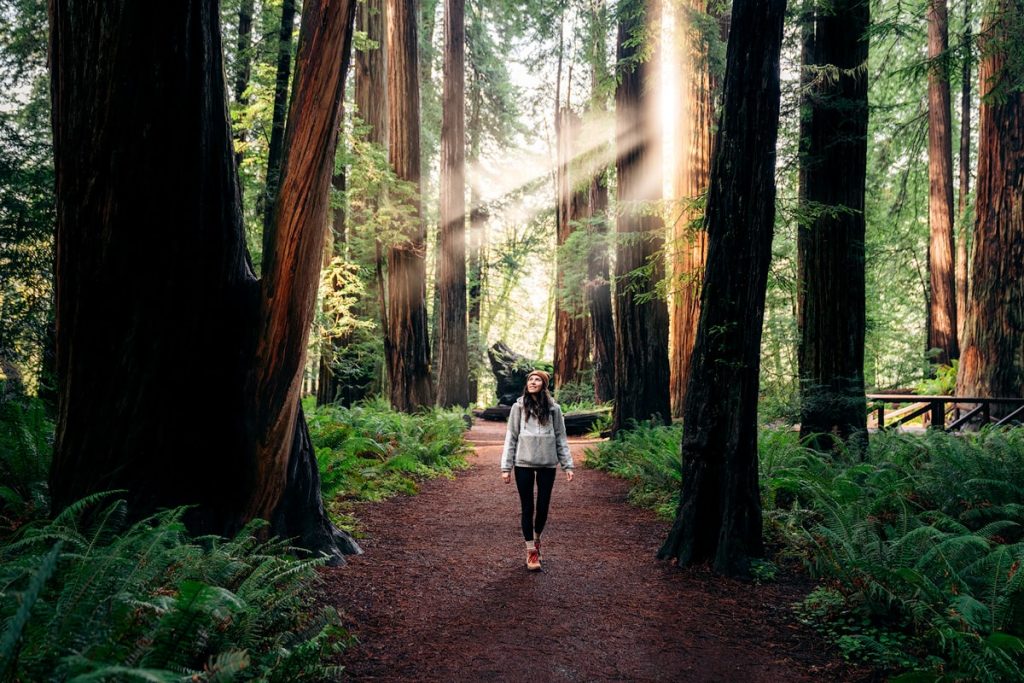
386,0,434,411
612,0,671,433
658,0,787,577
554,106,591,391
797,0,869,451
586,0,615,405
49,0,360,562
436,0,470,408
955,0,973,345
669,0,716,418
927,0,959,366
956,0,1024,409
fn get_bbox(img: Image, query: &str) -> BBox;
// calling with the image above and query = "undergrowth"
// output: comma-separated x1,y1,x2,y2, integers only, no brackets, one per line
307,398,471,534
0,495,349,681
586,423,1024,681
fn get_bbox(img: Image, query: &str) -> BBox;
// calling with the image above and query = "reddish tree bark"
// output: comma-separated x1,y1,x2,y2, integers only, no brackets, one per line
956,0,1024,409
585,0,615,405
386,0,434,411
436,0,470,408
612,0,671,433
956,0,972,345
658,0,787,577
669,0,715,418
797,0,869,451
49,0,359,561
927,0,959,366
554,106,592,392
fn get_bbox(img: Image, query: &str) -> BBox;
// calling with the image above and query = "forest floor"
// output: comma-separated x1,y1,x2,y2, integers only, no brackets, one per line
320,419,877,682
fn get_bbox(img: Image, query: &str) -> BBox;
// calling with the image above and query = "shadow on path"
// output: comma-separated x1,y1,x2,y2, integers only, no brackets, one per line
320,419,872,682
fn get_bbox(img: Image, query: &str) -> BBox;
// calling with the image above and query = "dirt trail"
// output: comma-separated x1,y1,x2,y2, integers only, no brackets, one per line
321,419,870,682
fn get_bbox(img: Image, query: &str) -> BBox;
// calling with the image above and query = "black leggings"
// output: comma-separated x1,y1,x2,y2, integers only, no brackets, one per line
514,466,557,541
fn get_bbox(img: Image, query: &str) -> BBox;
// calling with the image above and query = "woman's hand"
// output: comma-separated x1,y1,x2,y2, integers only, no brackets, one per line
501,471,511,484
565,470,574,482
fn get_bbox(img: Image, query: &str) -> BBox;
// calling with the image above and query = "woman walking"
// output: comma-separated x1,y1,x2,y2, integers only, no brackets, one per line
500,370,574,570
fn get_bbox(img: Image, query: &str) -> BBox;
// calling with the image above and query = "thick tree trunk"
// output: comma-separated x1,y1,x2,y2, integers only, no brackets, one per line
927,0,958,366
262,0,297,244
612,0,671,433
797,0,869,452
49,0,359,563
467,69,486,405
658,0,786,577
669,0,714,418
554,106,592,392
233,0,255,174
955,0,972,346
956,0,1024,411
386,0,435,411
436,0,470,408
586,0,615,405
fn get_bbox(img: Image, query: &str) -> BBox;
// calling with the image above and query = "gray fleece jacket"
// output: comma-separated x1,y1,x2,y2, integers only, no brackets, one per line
500,397,574,471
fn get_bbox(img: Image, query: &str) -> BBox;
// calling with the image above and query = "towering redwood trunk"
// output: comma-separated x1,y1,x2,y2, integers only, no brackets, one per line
927,0,958,365
798,0,869,451
955,0,972,345
233,0,255,173
956,0,1024,409
263,0,298,243
386,0,434,411
669,0,715,418
49,0,359,561
436,0,470,407
586,0,615,405
554,106,591,391
658,0,787,577
612,0,671,433
467,67,487,405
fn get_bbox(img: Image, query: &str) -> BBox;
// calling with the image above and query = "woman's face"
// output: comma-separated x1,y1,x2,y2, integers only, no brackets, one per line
526,374,544,394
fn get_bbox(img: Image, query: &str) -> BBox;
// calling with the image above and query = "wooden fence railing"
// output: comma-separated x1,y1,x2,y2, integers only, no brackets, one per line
866,394,1024,431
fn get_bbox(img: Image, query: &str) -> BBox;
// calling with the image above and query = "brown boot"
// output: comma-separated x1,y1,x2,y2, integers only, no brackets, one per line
526,541,541,571
534,534,542,560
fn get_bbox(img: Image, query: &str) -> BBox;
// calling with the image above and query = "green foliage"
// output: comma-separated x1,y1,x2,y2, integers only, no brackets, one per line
0,395,52,535
554,377,596,409
0,498,350,681
587,421,1024,680
584,421,682,519
915,361,959,397
308,400,471,531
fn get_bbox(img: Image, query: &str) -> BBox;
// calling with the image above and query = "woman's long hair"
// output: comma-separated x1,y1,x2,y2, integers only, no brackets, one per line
522,374,553,426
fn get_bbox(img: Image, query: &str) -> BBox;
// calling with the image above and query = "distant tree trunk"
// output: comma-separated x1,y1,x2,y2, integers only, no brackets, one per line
49,0,359,562
467,68,487,404
955,0,972,346
658,0,786,577
587,170,615,404
316,162,349,407
262,0,298,244
436,0,470,407
386,0,434,411
554,107,592,392
797,0,869,452
612,0,671,433
669,0,715,418
956,0,1024,409
927,0,958,366
233,0,255,174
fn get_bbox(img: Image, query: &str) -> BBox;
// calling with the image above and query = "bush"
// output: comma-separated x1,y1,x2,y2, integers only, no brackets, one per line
0,396,53,536
0,495,349,681
308,398,471,531
585,422,1024,680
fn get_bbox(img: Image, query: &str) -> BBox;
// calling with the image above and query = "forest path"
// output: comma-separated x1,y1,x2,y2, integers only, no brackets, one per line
321,419,869,682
